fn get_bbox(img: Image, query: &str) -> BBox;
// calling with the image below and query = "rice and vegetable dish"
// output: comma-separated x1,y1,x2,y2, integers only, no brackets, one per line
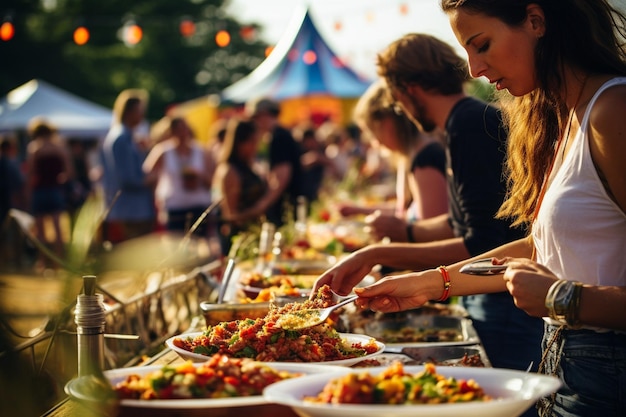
114,354,299,400
173,285,380,362
305,361,491,404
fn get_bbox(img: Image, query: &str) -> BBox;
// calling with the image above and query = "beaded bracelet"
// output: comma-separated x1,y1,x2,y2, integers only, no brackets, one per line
437,266,451,302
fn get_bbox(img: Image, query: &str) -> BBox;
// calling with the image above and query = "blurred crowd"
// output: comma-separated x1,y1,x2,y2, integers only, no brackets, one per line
0,87,416,272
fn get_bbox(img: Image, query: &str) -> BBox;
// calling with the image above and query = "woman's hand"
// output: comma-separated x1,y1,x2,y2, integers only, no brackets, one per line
501,257,558,317
353,270,442,312
364,211,408,242
310,249,378,297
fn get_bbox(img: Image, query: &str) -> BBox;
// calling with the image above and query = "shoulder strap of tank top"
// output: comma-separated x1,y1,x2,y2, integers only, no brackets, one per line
580,77,626,131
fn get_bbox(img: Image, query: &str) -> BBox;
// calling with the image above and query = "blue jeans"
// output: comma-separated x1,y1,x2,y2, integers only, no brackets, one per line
461,293,544,370
462,293,544,417
538,323,626,416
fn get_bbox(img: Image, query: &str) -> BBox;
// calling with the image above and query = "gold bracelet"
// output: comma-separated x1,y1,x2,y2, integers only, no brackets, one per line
565,282,583,328
545,280,567,321
546,279,583,327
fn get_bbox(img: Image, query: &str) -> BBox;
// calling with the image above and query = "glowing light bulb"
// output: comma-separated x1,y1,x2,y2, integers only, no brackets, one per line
73,26,90,45
179,20,195,37
303,50,317,65
215,30,230,47
124,22,143,46
0,21,15,41
239,26,256,42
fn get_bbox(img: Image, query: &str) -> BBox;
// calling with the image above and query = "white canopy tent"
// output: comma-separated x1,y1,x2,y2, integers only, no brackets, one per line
0,79,113,139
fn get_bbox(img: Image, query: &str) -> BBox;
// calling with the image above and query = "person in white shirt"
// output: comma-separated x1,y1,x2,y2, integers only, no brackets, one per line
143,116,214,238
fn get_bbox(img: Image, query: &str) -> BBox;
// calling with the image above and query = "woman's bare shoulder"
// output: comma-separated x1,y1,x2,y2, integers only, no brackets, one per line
587,81,626,211
588,81,626,141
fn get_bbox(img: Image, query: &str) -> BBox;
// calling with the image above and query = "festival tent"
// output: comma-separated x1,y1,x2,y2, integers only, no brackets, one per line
165,94,221,144
219,6,374,127
0,79,113,139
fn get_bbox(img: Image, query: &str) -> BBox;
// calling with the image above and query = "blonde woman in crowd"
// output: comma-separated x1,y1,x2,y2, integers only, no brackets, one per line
99,89,155,244
342,79,448,241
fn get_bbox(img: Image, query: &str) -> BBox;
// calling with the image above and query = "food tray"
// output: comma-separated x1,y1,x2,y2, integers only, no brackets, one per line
363,314,480,347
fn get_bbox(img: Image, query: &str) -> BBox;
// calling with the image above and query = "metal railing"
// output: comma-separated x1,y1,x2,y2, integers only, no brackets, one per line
1,259,223,415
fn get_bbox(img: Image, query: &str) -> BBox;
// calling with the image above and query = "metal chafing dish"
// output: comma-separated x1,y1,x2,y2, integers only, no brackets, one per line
379,344,491,367
362,313,480,347
340,302,491,367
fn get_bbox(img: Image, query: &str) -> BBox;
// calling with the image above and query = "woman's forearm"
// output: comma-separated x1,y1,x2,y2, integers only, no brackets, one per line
363,238,470,271
443,238,533,295
577,285,626,331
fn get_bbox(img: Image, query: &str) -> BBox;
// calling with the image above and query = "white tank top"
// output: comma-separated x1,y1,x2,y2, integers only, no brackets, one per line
532,77,626,289
157,142,212,210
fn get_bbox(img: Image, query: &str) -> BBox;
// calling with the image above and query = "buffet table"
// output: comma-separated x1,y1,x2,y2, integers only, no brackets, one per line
44,255,492,417
46,308,490,417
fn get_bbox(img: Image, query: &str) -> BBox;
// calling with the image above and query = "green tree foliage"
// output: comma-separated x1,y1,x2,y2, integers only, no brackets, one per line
0,0,268,120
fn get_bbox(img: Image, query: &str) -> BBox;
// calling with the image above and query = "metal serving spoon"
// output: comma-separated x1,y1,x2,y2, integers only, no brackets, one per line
275,295,358,330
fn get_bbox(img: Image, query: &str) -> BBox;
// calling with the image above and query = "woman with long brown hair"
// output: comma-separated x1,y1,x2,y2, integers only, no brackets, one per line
338,1,626,415
212,118,270,253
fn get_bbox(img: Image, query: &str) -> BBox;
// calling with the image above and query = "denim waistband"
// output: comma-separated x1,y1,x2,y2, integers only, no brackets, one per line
545,323,626,352
539,323,626,417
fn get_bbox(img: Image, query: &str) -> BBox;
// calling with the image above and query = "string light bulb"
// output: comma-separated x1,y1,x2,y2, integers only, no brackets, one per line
0,21,14,41
215,29,230,47
73,26,90,45
179,19,195,37
239,26,256,42
122,20,142,46
303,50,317,65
